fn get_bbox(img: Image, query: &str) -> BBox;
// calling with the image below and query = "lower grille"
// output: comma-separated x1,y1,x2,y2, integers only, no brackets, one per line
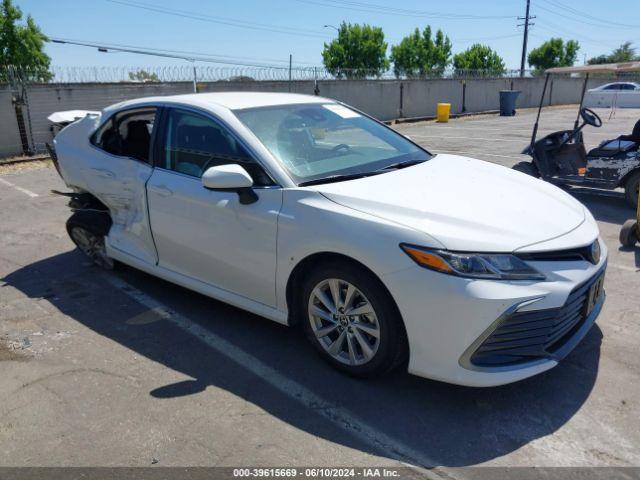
469,269,605,368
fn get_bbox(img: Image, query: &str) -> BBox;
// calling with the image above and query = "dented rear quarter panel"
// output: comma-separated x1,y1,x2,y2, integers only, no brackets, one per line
54,112,158,265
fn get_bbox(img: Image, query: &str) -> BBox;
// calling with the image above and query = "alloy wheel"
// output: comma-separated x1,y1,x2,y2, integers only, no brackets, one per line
308,278,380,366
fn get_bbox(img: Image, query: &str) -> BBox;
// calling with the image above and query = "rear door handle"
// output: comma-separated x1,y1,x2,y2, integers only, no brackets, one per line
149,185,173,197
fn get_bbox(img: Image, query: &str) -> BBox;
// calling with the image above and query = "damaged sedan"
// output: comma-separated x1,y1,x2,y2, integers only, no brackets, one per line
52,92,606,387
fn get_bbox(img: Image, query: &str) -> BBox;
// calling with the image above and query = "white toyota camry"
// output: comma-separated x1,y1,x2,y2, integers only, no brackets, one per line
52,92,607,387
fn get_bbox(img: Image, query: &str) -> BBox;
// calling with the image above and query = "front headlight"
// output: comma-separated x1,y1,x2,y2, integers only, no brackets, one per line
400,244,546,280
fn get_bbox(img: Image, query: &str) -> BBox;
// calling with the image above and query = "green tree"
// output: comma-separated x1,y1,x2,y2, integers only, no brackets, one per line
527,38,580,74
453,44,505,76
322,22,389,79
0,0,51,82
128,69,160,82
390,26,452,78
588,41,637,65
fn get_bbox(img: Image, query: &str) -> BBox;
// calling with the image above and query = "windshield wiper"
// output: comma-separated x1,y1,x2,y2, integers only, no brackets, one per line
377,159,426,171
298,171,381,187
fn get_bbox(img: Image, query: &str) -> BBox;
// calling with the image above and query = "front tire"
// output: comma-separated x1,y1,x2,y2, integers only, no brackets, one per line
624,171,640,209
620,219,639,247
300,261,408,377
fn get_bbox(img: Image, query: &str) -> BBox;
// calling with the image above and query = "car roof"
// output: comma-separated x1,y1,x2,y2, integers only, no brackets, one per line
103,91,332,115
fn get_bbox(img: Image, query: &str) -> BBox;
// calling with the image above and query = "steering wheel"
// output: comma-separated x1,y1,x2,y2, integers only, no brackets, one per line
580,107,603,128
331,143,351,153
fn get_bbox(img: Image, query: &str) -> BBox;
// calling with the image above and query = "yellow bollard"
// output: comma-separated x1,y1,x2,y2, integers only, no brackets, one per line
437,103,451,123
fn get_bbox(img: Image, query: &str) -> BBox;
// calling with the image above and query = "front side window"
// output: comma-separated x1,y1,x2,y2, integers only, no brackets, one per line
91,108,156,163
162,109,273,186
234,103,431,185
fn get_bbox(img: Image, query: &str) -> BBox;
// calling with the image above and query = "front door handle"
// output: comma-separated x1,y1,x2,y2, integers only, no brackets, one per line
149,185,173,197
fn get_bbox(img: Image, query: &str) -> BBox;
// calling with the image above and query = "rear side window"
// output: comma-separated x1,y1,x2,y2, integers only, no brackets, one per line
161,109,273,186
91,108,156,163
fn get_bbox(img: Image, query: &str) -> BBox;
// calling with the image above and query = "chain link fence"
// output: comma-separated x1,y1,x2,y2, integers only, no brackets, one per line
1,65,545,84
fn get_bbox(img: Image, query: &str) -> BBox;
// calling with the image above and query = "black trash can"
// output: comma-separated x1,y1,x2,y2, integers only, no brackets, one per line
499,90,521,116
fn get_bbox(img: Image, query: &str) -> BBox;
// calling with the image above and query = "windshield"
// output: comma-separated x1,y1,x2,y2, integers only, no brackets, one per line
234,103,431,185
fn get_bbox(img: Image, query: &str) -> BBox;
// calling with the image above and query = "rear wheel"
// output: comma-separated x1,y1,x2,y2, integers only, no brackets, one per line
512,161,539,177
66,211,115,270
624,171,640,209
300,261,408,377
619,219,639,248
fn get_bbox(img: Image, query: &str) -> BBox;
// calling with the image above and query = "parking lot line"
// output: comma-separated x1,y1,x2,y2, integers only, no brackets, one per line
432,149,525,160
102,273,442,474
409,134,525,143
609,263,639,273
0,177,39,198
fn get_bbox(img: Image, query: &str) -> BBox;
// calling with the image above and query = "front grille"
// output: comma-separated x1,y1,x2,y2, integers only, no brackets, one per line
469,269,604,367
516,242,598,264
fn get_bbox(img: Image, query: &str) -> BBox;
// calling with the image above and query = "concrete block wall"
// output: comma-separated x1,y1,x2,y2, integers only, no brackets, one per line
23,82,193,153
1,76,633,158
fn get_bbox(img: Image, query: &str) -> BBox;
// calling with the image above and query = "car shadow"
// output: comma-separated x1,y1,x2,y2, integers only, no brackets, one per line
2,250,602,467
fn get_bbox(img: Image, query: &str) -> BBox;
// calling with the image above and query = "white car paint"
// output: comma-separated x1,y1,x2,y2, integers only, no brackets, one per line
53,92,606,386
584,82,640,108
312,154,588,252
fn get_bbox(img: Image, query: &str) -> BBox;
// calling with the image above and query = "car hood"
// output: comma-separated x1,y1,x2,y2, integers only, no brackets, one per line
311,154,586,252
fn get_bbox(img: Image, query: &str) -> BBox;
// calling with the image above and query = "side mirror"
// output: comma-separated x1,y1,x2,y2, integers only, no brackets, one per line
202,164,258,204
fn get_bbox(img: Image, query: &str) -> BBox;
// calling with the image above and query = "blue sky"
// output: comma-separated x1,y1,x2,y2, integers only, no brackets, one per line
12,0,640,70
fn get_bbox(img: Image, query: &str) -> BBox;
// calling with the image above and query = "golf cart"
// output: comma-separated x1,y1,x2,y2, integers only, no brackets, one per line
513,62,640,208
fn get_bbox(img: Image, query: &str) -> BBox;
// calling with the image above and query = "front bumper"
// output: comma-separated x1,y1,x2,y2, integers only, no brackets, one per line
381,243,607,387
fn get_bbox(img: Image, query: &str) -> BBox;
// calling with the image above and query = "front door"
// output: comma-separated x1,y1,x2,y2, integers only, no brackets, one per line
147,108,282,307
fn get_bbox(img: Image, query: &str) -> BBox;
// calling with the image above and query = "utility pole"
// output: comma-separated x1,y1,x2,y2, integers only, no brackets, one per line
518,0,535,77
288,54,292,92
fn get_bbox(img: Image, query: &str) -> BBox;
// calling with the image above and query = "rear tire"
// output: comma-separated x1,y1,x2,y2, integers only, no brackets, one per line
300,261,408,378
512,161,539,177
624,171,640,209
619,219,639,248
66,211,115,270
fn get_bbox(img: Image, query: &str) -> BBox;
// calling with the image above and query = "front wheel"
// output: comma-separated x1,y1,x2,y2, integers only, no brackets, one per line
619,219,639,248
624,171,640,209
301,261,408,377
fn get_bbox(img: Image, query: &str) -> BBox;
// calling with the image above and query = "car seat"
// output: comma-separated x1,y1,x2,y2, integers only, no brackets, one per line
123,120,151,161
588,119,640,158
620,118,640,143
174,124,236,176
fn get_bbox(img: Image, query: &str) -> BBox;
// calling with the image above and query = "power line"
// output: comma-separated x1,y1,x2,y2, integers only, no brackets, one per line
533,22,621,50
49,37,319,66
48,38,301,69
292,0,516,19
106,0,331,39
539,0,640,29
535,1,640,29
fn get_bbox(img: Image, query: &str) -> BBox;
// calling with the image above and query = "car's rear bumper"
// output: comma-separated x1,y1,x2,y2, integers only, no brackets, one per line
381,242,607,387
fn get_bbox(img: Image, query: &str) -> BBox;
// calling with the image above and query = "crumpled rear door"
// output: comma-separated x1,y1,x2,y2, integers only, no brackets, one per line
83,153,157,266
